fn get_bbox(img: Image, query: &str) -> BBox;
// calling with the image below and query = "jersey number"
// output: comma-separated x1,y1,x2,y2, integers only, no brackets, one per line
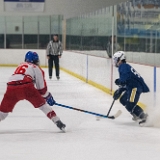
131,67,141,78
14,65,28,74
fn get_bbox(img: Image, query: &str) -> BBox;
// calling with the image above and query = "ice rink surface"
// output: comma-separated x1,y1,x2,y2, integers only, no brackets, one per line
0,67,160,160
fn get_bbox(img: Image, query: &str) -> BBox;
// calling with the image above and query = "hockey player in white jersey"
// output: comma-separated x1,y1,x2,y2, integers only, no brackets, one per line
0,51,66,131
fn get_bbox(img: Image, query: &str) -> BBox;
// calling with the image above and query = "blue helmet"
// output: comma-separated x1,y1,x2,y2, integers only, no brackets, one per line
25,51,39,65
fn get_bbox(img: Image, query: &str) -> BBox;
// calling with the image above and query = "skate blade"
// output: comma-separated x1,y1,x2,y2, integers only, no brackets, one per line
139,120,146,127
61,127,66,132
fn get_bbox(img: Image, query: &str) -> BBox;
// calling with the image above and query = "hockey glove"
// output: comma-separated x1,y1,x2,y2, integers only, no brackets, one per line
115,79,126,87
113,89,122,100
45,92,55,106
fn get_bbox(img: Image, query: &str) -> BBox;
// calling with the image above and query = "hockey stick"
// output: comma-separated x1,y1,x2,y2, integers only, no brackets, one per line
107,99,115,117
55,102,120,119
96,100,122,120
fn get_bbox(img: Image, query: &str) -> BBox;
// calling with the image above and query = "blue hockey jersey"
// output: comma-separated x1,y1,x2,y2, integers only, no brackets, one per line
118,63,149,93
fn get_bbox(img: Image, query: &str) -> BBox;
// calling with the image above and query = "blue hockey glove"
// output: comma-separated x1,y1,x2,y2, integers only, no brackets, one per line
45,92,55,106
113,89,123,100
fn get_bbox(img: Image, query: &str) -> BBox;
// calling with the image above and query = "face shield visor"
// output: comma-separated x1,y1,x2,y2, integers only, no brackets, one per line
113,56,119,67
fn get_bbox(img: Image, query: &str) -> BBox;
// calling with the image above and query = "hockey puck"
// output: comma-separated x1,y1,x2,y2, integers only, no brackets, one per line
96,116,100,121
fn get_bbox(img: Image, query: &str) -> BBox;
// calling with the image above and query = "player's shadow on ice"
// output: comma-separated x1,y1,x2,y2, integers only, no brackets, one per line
0,129,65,134
115,121,140,127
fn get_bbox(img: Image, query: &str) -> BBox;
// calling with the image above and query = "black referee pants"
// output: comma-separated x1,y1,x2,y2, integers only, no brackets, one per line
48,55,60,78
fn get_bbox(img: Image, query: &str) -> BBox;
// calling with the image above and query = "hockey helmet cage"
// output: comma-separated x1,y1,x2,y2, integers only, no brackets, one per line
113,51,126,67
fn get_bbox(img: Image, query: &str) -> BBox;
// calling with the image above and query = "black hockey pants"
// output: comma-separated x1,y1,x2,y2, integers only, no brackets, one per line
48,55,60,77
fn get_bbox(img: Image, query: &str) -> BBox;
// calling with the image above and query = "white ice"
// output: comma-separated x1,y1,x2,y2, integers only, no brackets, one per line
0,67,160,160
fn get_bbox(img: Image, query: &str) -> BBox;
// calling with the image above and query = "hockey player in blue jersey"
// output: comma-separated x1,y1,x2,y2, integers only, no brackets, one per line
112,51,149,125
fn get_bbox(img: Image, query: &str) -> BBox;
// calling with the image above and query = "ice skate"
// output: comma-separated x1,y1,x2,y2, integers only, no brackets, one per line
56,120,66,131
139,113,148,126
132,114,140,122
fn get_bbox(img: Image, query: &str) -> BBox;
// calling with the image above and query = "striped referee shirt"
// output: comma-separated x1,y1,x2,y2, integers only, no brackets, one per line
46,40,63,56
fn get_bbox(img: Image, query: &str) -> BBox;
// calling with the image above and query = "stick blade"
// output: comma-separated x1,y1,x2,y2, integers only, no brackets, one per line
96,110,122,120
114,110,122,118
108,110,122,119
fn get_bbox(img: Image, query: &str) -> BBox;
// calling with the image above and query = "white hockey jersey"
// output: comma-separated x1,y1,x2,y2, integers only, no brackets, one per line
8,62,47,95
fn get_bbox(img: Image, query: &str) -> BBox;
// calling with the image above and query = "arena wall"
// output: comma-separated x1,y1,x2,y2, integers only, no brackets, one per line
0,49,158,108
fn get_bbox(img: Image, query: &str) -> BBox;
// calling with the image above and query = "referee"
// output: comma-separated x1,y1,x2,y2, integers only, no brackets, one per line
46,34,63,80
